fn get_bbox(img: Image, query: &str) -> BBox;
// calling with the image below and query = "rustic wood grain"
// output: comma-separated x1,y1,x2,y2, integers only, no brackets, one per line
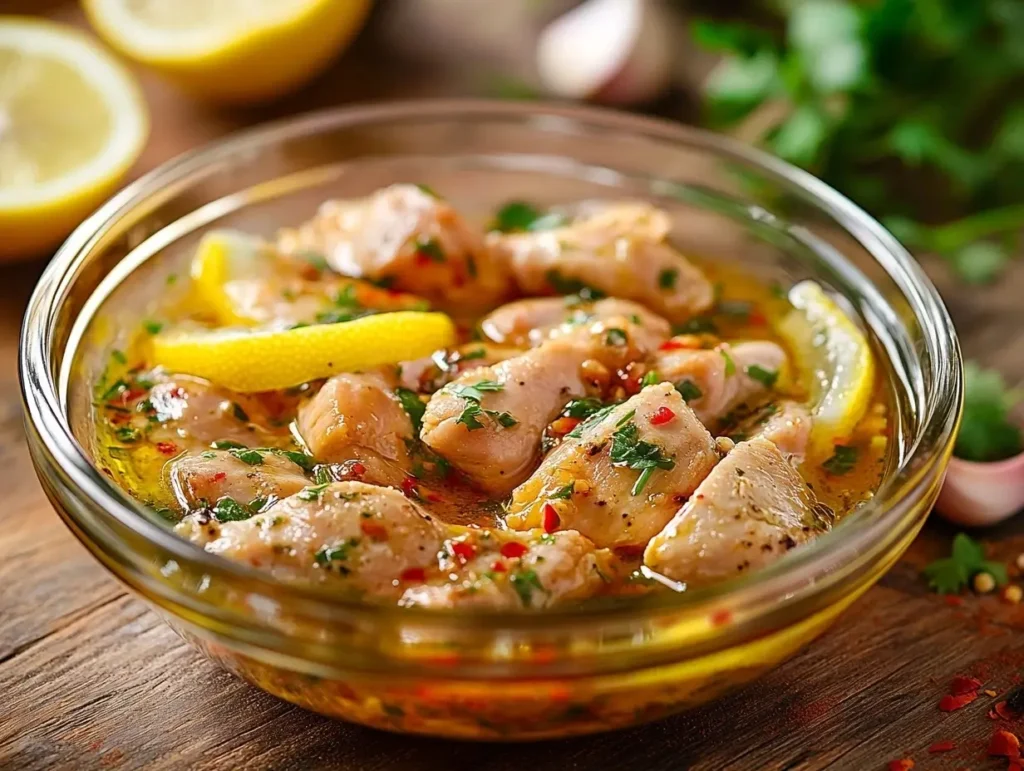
3,3,1024,770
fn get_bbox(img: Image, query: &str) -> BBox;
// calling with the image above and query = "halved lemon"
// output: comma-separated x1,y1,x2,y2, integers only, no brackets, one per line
83,0,373,104
777,281,876,458
149,311,456,392
0,19,148,259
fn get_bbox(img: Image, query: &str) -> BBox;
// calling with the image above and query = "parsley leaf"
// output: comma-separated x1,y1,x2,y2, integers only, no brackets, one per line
509,568,545,607
212,497,256,522
605,328,628,346
955,361,1023,462
395,387,427,433
230,448,265,466
549,483,575,500
746,364,779,388
822,445,858,475
609,421,676,495
566,403,619,438
641,370,661,388
545,270,606,301
448,380,517,431
720,349,737,377
675,380,703,402
492,201,567,233
658,268,679,290
414,236,446,262
924,533,1008,594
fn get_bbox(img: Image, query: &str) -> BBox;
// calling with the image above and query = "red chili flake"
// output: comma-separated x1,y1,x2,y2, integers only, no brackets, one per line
425,490,445,503
360,521,389,540
350,462,366,476
401,476,417,497
491,560,507,572
950,675,983,695
450,541,477,562
155,442,178,455
212,472,227,482
989,729,1021,757
939,692,979,712
928,740,956,753
658,339,688,351
650,406,676,426
944,595,965,607
542,503,560,533
710,609,733,627
887,759,914,771
997,701,1017,720
500,541,528,559
399,567,426,582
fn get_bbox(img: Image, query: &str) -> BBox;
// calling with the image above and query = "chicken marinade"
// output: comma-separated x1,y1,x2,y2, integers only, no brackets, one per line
91,185,889,610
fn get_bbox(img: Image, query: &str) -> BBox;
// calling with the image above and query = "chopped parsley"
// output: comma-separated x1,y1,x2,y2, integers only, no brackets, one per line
276,449,316,471
615,409,637,428
414,236,446,262
298,483,331,502
720,349,737,376
545,269,606,301
449,380,517,431
111,349,127,365
658,267,679,290
675,380,703,402
212,497,256,522
415,183,439,198
315,539,358,567
609,421,676,496
563,397,605,419
923,533,1008,594
566,403,619,438
460,347,487,361
142,320,163,335
395,387,427,433
605,328,628,347
549,483,574,500
114,426,140,443
491,201,567,233
640,370,661,388
229,448,264,466
509,568,545,607
212,440,246,450
746,364,779,388
99,378,129,402
822,445,858,475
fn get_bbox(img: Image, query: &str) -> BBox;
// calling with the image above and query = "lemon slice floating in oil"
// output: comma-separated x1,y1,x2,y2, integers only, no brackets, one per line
777,280,876,459
0,19,148,259
83,0,372,104
150,312,456,392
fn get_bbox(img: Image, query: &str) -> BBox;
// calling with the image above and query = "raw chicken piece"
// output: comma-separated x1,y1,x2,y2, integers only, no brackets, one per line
643,438,833,586
277,184,510,312
176,482,446,597
488,201,713,323
399,528,617,609
506,383,721,549
296,372,414,486
652,341,787,427
169,449,310,512
480,296,671,350
736,401,812,463
420,318,655,495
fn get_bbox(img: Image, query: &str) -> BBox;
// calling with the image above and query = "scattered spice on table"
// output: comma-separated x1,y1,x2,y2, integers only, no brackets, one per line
928,740,956,753
989,728,1021,758
887,759,914,771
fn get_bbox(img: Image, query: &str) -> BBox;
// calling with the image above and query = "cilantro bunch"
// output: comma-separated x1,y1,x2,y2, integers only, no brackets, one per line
692,0,1024,282
955,361,1023,462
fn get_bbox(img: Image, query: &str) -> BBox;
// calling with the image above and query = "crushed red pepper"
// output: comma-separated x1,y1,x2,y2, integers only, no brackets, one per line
951,675,984,695
940,692,979,712
928,740,956,753
989,729,1021,758
887,759,914,771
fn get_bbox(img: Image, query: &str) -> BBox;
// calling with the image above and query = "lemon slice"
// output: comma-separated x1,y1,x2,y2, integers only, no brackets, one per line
777,281,876,458
0,19,148,259
150,312,456,392
83,0,372,104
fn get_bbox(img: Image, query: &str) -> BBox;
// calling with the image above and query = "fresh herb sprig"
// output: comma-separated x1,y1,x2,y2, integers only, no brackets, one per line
956,361,1023,462
923,533,1008,594
693,0,1024,283
449,380,518,431
609,420,676,495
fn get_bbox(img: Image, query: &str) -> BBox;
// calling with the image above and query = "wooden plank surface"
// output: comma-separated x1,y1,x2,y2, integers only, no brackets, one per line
4,4,1024,770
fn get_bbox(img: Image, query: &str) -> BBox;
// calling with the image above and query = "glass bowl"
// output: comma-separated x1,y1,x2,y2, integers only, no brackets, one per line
21,100,960,740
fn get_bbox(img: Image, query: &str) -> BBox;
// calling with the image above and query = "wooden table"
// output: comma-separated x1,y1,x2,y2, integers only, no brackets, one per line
5,5,1024,770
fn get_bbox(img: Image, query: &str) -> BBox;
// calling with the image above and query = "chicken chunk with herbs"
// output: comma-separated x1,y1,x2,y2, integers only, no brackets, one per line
296,372,415,486
168,449,311,514
480,296,671,350
652,340,787,428
488,201,713,323
176,482,446,598
420,319,656,495
399,528,617,610
506,383,721,549
277,184,510,312
643,438,833,587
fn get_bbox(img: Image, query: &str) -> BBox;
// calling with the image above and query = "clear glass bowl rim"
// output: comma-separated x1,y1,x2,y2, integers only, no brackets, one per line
20,99,961,634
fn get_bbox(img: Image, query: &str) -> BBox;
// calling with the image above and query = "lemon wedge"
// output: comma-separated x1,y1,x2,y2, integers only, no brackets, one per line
150,312,456,392
777,281,876,458
83,0,372,104
0,19,148,259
